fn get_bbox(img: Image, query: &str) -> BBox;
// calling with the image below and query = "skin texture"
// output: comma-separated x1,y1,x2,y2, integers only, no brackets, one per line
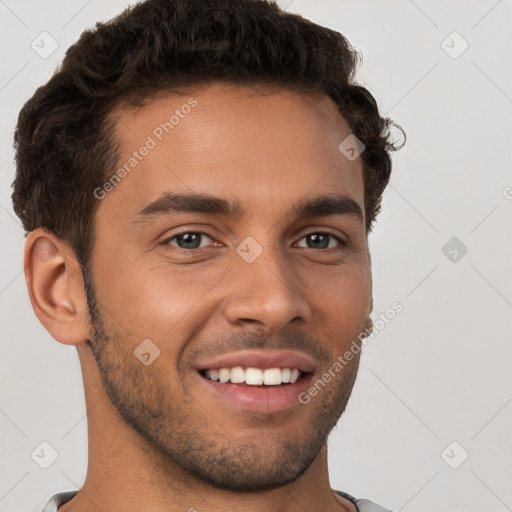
24,83,373,512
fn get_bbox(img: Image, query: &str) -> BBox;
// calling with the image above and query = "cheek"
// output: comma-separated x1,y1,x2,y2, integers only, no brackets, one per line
299,261,372,336
92,238,371,355
304,255,371,296
94,259,226,342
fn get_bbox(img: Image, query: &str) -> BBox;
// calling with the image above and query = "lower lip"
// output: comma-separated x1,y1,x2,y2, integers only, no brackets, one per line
196,373,314,414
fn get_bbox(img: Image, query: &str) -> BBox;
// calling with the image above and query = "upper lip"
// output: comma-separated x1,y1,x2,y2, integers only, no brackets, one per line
196,350,317,374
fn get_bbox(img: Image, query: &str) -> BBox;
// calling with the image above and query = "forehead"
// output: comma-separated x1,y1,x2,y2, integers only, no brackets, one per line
99,83,364,223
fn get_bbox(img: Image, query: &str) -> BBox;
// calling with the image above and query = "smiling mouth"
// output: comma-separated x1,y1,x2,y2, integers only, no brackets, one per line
199,367,308,387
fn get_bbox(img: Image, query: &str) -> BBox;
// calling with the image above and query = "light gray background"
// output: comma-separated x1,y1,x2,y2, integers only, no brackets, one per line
1,1,511,511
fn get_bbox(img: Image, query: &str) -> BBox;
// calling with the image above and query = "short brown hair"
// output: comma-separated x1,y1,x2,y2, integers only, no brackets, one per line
12,0,404,266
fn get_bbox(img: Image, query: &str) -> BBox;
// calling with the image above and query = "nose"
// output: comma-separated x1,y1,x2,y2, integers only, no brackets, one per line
221,244,311,333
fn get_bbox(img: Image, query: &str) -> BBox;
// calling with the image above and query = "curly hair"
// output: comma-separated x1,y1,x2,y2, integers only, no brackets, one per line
12,0,404,266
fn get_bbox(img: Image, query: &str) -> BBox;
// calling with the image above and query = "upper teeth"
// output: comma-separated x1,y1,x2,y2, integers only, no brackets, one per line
204,367,301,386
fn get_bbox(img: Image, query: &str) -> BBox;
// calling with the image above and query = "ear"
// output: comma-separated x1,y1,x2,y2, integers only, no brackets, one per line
362,296,373,336
364,316,373,337
24,228,90,345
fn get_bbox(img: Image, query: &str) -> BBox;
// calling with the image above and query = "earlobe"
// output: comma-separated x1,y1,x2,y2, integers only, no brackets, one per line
24,229,90,346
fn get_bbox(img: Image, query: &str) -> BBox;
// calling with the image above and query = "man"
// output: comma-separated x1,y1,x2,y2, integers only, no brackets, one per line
12,0,403,510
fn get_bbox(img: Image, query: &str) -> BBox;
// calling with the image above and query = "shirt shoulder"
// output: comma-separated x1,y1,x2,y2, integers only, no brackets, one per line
42,489,392,512
335,489,395,512
41,491,78,512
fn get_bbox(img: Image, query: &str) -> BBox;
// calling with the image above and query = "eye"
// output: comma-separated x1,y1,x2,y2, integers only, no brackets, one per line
296,232,345,250
163,232,216,250
161,231,345,251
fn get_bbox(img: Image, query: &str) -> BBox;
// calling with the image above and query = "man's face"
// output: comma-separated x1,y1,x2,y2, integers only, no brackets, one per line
84,83,372,491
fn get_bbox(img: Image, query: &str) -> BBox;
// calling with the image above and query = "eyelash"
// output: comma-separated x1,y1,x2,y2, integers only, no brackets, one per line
161,231,346,251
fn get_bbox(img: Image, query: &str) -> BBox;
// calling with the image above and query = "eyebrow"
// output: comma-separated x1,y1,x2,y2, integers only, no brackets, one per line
131,192,363,225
